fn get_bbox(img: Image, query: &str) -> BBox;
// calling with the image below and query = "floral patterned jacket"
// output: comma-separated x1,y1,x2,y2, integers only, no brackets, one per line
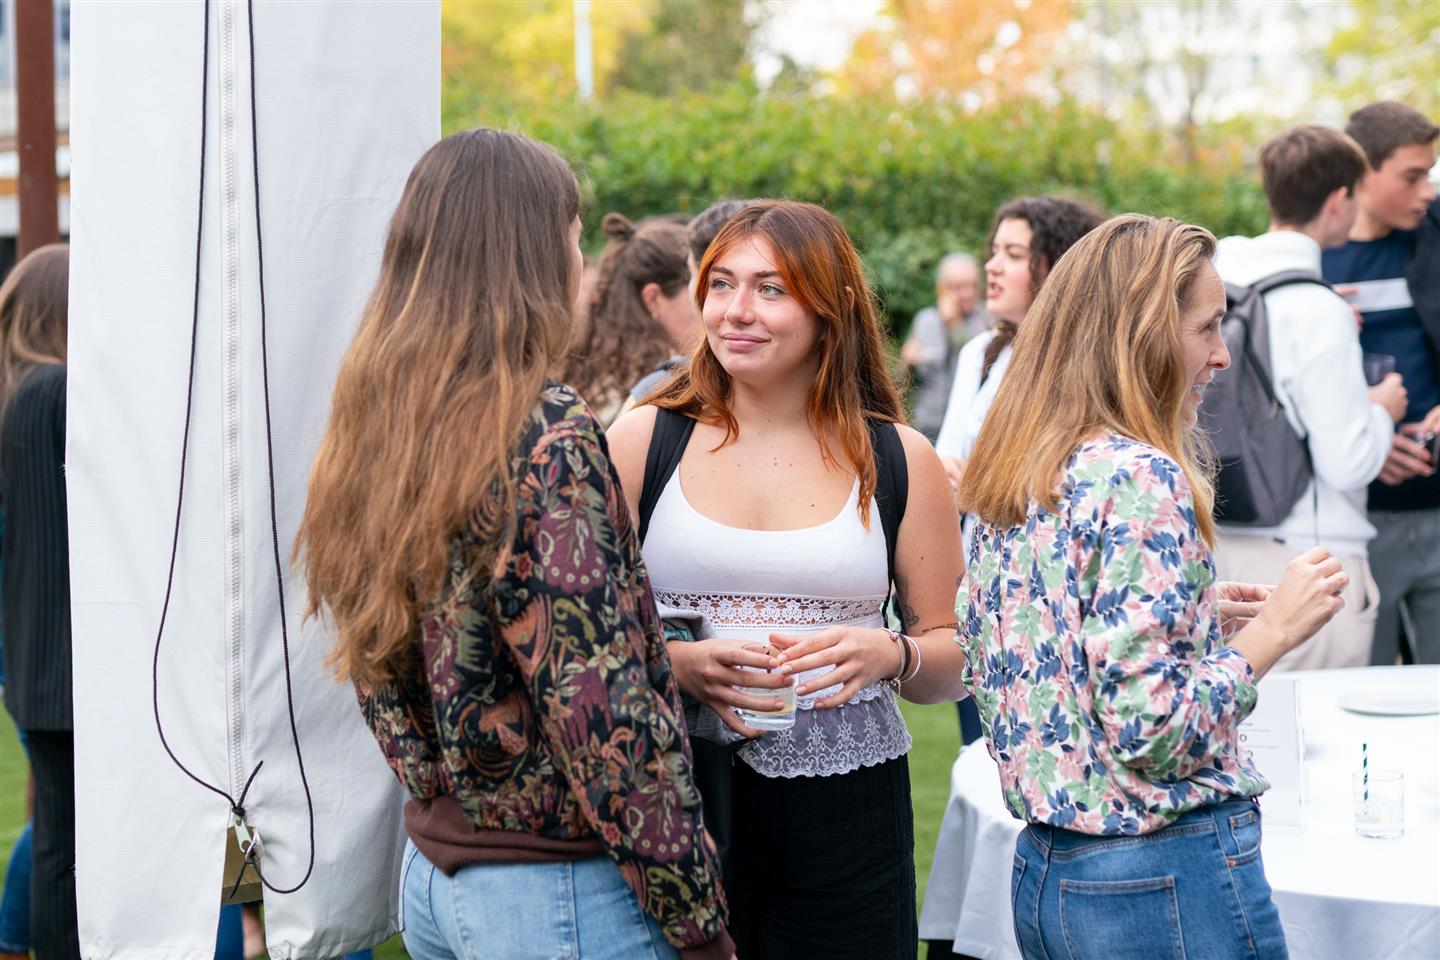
358,383,727,951
958,433,1267,835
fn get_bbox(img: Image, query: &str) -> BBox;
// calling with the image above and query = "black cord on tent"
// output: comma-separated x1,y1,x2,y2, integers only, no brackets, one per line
150,0,316,898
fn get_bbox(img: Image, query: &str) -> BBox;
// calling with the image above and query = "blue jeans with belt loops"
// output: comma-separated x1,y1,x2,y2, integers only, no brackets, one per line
399,841,681,960
1010,798,1288,960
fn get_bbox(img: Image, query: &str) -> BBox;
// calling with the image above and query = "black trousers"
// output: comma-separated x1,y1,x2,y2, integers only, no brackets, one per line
26,729,80,960
728,754,917,960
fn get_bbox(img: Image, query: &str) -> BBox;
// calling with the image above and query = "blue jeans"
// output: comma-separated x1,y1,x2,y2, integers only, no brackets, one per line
0,820,31,953
400,841,679,960
1010,798,1288,960
214,903,375,960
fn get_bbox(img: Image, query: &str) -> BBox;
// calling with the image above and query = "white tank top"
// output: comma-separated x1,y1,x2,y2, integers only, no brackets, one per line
644,468,912,778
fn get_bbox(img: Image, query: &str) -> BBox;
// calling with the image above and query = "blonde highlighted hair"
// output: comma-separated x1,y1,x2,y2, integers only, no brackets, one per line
296,128,581,686
959,214,1220,544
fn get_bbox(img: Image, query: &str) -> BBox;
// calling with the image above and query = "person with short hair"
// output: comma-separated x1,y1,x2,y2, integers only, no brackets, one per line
1322,101,1440,665
1213,125,1403,670
903,253,986,442
959,215,1345,959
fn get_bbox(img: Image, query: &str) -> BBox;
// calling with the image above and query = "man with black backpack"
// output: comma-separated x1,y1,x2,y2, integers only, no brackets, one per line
1208,125,1407,671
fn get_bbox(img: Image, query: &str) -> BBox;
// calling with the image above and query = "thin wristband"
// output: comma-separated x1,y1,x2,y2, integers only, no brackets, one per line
900,634,923,684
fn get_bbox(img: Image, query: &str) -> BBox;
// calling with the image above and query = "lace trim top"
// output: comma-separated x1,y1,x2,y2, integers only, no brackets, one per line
643,476,912,779
654,590,884,630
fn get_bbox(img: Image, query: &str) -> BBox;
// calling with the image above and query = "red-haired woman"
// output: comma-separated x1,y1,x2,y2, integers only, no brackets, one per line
609,201,968,957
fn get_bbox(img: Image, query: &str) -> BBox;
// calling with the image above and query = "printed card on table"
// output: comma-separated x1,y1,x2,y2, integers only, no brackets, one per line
1240,675,1304,830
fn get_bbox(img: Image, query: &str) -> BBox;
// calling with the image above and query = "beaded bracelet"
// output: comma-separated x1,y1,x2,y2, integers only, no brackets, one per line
885,628,909,689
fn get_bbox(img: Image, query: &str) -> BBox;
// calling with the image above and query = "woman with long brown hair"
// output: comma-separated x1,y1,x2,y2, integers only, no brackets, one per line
563,212,696,423
0,243,76,960
296,129,731,960
934,195,1103,486
957,215,1344,958
609,200,969,958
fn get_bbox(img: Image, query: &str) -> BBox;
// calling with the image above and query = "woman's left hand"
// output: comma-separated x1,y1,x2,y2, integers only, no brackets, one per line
1218,580,1272,638
768,627,902,709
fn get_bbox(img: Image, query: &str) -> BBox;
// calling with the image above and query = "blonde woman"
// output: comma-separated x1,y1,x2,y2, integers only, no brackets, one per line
297,130,731,960
958,216,1345,959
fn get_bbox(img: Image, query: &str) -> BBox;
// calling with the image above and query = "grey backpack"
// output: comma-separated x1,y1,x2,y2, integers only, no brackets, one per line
1199,270,1328,526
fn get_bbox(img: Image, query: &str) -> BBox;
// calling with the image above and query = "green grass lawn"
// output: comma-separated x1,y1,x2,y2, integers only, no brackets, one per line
0,701,962,960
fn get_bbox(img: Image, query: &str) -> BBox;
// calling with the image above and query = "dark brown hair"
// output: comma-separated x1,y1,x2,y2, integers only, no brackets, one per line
962,215,1220,544
0,243,69,424
1259,125,1369,226
297,128,581,686
1346,101,1440,170
687,198,757,264
561,212,689,414
982,196,1105,378
648,200,904,525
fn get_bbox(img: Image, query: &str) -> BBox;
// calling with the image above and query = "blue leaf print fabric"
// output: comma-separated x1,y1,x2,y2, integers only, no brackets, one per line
957,434,1266,835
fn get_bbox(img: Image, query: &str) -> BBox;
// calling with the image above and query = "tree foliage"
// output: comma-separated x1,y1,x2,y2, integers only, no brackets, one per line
1324,0,1440,119
835,0,1074,104
451,85,1268,333
610,0,757,96
442,0,762,116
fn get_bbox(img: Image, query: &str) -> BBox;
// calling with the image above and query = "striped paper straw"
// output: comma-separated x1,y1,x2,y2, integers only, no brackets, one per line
1362,742,1369,803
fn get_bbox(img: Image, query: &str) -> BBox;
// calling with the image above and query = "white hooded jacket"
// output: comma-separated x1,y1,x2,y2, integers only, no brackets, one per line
1214,230,1393,556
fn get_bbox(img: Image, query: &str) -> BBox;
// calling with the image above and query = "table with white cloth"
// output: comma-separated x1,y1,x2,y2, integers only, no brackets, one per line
918,665,1440,959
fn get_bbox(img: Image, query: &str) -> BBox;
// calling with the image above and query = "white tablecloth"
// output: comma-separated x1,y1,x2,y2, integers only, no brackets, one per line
918,665,1440,959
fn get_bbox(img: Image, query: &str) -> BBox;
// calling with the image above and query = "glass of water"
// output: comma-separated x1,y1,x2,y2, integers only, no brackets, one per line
1352,770,1404,839
1362,353,1398,386
735,642,796,731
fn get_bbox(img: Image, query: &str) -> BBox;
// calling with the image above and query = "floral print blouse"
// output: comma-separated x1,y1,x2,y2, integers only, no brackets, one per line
358,383,727,951
958,433,1267,835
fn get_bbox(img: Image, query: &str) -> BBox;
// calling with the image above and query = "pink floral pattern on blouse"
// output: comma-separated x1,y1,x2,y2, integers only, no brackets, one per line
958,434,1267,835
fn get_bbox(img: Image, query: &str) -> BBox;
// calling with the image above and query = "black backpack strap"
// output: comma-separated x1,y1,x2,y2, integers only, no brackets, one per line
638,408,695,545
1249,269,1331,297
1226,271,1332,413
868,419,909,594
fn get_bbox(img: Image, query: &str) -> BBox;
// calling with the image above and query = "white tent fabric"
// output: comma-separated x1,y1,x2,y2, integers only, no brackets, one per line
67,3,437,956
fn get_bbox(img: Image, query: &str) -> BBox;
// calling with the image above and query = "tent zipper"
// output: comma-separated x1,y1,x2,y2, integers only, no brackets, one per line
218,0,248,804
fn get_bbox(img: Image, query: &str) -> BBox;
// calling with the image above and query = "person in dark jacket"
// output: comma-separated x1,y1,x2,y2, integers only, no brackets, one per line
1322,101,1440,664
0,244,77,960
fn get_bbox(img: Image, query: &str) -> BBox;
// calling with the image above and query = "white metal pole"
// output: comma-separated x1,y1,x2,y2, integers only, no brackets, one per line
574,0,594,100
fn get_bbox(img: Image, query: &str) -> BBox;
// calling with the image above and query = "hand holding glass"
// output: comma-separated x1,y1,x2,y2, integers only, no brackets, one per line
735,642,796,730
1363,353,1397,387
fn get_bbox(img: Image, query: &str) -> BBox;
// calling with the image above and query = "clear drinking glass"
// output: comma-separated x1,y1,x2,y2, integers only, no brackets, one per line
1362,353,1398,386
734,642,796,731
1352,770,1404,839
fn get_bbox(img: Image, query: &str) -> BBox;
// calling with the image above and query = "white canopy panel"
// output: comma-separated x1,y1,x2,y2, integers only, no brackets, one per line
67,3,438,956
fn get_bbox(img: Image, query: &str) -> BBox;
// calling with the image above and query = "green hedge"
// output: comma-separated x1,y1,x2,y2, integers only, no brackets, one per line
448,86,1269,334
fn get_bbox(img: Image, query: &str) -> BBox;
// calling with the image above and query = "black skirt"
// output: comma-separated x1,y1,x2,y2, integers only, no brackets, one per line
727,753,917,960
